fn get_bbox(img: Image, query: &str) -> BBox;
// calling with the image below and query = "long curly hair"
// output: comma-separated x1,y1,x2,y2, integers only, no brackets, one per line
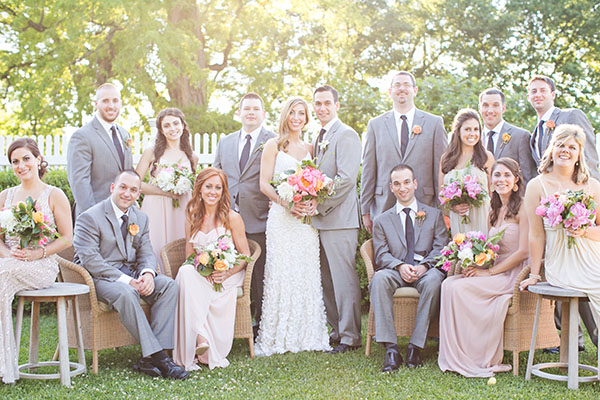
441,108,488,174
186,167,231,238
276,97,310,151
539,124,589,185
7,138,48,178
151,108,195,176
489,158,525,227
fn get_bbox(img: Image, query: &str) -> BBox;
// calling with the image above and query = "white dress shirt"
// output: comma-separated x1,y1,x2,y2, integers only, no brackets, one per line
483,120,505,152
534,106,556,156
96,112,124,153
393,107,416,151
395,198,423,263
238,126,262,160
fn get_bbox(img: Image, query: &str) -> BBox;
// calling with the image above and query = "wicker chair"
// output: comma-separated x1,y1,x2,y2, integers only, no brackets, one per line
361,239,438,356
56,246,151,374
160,238,260,358
447,261,559,375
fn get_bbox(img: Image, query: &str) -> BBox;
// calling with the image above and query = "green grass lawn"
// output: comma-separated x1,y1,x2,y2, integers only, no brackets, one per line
1,314,599,399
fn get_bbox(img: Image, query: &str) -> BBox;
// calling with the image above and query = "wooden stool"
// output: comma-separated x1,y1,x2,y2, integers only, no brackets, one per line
525,282,599,389
14,282,90,387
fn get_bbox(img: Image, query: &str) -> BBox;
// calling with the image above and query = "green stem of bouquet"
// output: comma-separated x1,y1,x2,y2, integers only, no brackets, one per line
461,215,471,224
172,198,180,208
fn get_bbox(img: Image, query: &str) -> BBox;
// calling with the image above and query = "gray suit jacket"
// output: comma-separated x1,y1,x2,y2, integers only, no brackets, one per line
73,198,157,282
493,121,537,183
361,109,448,220
529,107,600,180
213,127,275,234
372,202,448,271
67,116,133,217
312,120,362,230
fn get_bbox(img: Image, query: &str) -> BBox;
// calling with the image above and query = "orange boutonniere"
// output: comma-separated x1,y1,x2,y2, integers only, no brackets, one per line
124,138,133,149
128,223,139,237
416,210,426,226
411,125,422,138
545,120,555,130
502,133,511,144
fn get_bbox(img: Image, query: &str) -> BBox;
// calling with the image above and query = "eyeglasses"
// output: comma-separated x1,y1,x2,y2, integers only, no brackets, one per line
391,83,414,89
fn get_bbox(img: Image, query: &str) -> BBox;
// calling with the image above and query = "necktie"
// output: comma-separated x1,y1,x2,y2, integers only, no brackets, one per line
403,208,414,265
111,125,125,168
121,214,128,242
315,128,326,153
536,120,545,158
239,134,252,171
487,131,495,154
400,115,409,157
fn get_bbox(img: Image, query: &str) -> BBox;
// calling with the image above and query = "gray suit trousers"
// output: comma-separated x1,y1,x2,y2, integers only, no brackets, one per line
95,274,178,357
247,231,266,326
369,267,444,348
319,229,362,346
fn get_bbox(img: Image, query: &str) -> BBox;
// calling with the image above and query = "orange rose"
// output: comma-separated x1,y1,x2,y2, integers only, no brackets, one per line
502,133,511,144
545,120,555,130
214,259,228,271
453,233,466,245
32,211,44,224
487,249,495,257
475,253,487,266
412,125,422,135
128,224,139,236
197,252,209,266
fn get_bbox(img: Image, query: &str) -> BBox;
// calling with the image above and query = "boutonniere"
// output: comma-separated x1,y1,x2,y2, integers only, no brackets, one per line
544,120,556,131
318,140,330,152
124,137,133,149
128,223,139,242
254,142,266,155
502,133,511,144
416,210,426,226
411,125,422,138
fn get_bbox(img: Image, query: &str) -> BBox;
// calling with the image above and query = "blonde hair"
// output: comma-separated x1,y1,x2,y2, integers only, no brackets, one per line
276,97,309,151
539,124,589,184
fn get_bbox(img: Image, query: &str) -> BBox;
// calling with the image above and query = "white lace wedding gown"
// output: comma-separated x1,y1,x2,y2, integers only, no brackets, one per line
254,151,331,356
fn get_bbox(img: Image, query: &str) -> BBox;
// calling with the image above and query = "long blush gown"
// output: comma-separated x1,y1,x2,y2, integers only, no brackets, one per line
141,158,192,273
1,185,59,384
173,226,244,370
438,222,523,377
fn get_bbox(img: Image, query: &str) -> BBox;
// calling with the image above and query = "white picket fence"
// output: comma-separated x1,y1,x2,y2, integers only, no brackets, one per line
0,132,226,168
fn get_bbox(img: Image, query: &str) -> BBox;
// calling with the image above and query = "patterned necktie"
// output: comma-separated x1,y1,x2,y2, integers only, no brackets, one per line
111,125,125,168
315,128,326,153
487,131,495,154
121,214,128,242
536,120,545,158
239,134,252,171
400,115,409,157
403,208,414,265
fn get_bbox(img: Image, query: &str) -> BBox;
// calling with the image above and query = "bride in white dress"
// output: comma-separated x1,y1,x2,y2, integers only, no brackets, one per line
255,97,331,356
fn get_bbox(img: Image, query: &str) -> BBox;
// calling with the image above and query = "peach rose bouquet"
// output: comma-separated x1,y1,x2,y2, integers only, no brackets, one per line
434,229,505,273
181,234,252,291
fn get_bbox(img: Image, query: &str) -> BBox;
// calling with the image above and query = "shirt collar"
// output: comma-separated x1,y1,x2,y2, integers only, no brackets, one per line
396,198,418,215
110,198,129,222
241,126,262,140
540,106,556,123
483,120,504,135
321,117,340,133
393,107,416,124
96,112,116,135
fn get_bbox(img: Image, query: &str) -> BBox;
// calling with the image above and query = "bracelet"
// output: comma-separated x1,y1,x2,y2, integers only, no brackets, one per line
529,273,541,280
40,246,47,259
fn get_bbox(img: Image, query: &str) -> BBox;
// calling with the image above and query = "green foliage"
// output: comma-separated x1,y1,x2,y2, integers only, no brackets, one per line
0,168,73,207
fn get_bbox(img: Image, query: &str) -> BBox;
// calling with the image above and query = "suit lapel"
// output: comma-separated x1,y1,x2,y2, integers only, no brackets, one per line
414,203,424,245
93,117,123,168
544,108,561,151
390,210,407,249
241,128,267,176
496,123,509,158
403,110,422,159
384,112,402,158
104,200,127,258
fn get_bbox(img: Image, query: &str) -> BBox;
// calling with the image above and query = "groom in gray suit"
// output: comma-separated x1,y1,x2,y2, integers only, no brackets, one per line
311,85,363,353
73,170,188,380
67,83,133,218
213,92,275,335
370,164,447,372
478,88,536,183
361,71,448,234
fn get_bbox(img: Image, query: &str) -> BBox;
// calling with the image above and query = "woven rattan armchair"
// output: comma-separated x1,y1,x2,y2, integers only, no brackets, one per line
160,238,260,358
56,246,151,374
361,239,438,356
447,260,559,375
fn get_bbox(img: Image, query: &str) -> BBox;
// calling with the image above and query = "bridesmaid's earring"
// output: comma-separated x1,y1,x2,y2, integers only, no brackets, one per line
512,185,518,192
576,161,580,166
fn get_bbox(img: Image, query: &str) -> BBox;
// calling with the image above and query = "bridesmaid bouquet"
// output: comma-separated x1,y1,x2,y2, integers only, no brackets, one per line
435,230,505,273
439,163,487,224
149,162,195,208
270,159,339,224
181,234,252,292
0,196,58,249
535,189,597,249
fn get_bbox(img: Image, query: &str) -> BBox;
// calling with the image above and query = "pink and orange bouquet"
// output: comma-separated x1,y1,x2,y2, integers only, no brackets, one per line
439,162,487,224
270,159,339,224
535,189,597,249
149,162,196,208
0,196,58,249
181,234,252,291
434,230,505,272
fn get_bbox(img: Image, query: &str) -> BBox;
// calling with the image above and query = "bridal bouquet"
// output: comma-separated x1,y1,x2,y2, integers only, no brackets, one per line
535,189,597,249
439,162,487,224
0,196,59,249
181,234,252,292
270,159,339,224
435,230,505,272
149,162,195,208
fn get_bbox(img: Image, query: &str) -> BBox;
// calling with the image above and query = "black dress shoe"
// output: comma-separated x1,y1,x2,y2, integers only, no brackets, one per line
133,357,162,377
153,357,190,380
329,336,341,347
329,343,360,354
543,346,560,354
382,348,402,373
406,344,422,368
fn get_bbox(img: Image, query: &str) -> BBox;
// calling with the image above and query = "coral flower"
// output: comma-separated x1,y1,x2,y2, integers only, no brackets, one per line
32,211,44,224
214,259,228,271
475,253,488,266
453,233,466,245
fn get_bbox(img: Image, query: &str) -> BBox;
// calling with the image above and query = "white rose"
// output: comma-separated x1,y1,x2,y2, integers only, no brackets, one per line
173,177,192,195
155,170,175,191
457,248,474,263
276,182,295,203
225,251,238,265
0,209,18,232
